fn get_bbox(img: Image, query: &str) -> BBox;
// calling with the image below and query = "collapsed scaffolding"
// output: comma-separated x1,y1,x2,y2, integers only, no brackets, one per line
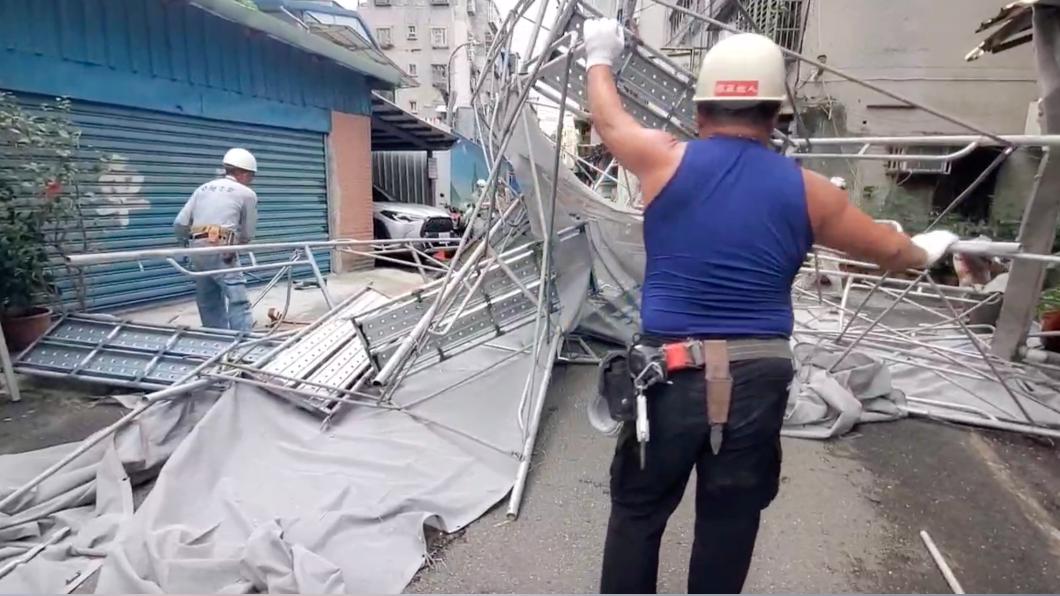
3,0,1060,590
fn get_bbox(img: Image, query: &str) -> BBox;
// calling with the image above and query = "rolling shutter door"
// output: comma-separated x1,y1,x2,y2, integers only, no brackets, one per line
40,98,330,311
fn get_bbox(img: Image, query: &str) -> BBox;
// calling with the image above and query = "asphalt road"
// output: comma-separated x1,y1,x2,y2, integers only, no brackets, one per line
408,362,1060,594
2,344,1057,594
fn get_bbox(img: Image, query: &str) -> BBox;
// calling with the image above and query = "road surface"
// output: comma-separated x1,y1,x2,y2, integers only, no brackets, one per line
408,362,1060,593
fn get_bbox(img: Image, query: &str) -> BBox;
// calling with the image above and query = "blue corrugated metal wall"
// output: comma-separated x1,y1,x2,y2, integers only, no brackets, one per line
21,96,330,311
0,0,372,130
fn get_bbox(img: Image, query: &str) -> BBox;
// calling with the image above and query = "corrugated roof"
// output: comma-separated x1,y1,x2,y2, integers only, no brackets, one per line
965,0,1060,61
188,0,414,87
371,93,458,151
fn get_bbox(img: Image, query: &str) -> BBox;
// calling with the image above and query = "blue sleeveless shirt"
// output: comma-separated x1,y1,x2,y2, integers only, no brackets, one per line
641,136,813,338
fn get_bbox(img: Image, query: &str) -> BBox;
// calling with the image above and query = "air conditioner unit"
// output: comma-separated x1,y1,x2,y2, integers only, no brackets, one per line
375,0,391,6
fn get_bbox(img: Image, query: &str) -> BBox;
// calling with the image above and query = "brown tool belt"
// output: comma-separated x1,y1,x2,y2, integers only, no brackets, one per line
190,224,235,244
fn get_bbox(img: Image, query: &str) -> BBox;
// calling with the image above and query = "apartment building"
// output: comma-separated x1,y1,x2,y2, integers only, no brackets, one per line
356,0,503,122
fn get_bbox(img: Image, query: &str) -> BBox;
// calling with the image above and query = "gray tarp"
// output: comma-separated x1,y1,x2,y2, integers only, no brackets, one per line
95,346,531,592
91,224,591,591
784,343,907,440
0,393,218,593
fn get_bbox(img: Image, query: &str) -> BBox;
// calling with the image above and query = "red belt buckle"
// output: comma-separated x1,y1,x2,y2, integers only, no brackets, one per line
662,343,694,372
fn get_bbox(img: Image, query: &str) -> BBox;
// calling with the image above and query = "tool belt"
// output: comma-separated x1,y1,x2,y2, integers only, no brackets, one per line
190,224,236,245
596,338,791,427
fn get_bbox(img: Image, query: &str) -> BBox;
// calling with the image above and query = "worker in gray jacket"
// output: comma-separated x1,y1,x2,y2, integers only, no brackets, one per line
174,148,259,331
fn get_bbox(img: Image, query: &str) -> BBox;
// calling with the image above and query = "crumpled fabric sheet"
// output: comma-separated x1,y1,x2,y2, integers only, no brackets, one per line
95,325,558,593
876,336,1060,427
507,104,643,347
0,393,218,593
783,343,907,440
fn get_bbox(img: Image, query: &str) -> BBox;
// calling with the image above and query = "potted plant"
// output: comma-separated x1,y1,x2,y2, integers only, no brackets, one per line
1038,285,1060,352
0,202,56,349
0,93,92,350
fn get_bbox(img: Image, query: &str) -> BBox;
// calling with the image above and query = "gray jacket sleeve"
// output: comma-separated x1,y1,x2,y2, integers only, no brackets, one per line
239,191,258,244
174,192,197,245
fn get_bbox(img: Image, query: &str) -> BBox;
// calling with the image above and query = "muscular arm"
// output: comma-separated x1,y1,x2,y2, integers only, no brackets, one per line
804,170,928,271
586,65,684,205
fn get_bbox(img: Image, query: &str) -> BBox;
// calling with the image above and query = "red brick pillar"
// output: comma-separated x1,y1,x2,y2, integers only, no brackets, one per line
328,111,373,272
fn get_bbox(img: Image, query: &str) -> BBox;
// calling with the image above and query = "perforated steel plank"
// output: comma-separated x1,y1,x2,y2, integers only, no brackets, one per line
301,339,373,403
358,251,542,347
261,290,389,380
20,342,198,386
373,276,558,369
541,10,697,138
15,314,279,388
39,317,274,361
251,290,390,414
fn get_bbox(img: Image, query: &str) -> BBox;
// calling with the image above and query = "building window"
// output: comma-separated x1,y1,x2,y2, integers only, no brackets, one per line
410,100,418,112
376,27,393,48
408,63,418,76
374,0,391,6
430,26,448,48
667,0,693,41
431,63,448,90
730,0,805,51
431,0,450,5
407,25,418,40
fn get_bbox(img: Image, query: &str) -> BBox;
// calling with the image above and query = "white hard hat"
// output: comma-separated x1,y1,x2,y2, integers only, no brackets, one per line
588,392,622,436
222,147,258,173
475,179,487,188
693,33,787,105
829,176,848,189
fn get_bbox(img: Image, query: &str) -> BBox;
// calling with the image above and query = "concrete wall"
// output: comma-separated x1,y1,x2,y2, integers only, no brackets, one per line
329,111,376,271
992,148,1043,232
792,0,1038,219
798,0,1037,137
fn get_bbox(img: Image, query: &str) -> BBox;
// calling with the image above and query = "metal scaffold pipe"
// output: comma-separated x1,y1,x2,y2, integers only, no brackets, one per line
779,134,1060,148
373,0,579,387
64,237,460,266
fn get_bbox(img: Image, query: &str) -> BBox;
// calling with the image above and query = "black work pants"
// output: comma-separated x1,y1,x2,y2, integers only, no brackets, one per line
600,357,793,594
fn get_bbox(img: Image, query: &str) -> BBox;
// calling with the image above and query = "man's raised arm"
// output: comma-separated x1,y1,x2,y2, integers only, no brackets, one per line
583,19,684,205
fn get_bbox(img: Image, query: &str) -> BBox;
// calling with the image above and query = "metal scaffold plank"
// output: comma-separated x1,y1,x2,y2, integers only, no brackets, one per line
14,314,279,390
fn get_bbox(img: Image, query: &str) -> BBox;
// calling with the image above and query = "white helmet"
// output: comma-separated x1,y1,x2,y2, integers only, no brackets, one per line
475,179,487,189
222,148,258,173
829,176,848,189
693,33,787,105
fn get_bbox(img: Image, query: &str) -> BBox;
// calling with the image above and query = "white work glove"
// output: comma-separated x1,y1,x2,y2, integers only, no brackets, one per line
911,230,960,267
583,18,625,70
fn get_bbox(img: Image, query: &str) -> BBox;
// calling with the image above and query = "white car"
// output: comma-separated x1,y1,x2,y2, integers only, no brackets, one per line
372,200,456,243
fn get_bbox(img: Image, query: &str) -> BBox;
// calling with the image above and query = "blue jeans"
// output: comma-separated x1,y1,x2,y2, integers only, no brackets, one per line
189,249,253,332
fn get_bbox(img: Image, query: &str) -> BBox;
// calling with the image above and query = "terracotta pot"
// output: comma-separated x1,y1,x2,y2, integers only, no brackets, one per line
1,306,53,352
1041,309,1060,352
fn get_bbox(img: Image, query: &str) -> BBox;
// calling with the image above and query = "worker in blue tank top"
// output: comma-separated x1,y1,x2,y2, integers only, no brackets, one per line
582,19,958,594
